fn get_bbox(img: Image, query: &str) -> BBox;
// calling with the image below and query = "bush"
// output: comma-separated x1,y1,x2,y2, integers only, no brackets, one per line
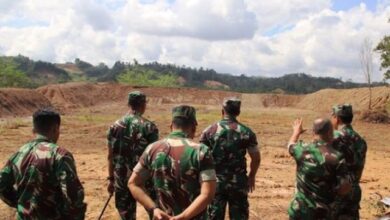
0,58,31,88
360,108,390,124
117,67,178,87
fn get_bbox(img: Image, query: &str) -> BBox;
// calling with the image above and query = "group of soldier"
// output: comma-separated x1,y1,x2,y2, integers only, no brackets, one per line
0,90,367,220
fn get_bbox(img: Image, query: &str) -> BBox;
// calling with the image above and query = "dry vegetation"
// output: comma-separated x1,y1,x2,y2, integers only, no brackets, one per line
0,83,389,219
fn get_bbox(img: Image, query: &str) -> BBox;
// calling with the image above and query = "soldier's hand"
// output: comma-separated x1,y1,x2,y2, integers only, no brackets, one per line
153,208,171,220
292,118,306,135
248,175,256,193
169,214,186,220
107,180,115,195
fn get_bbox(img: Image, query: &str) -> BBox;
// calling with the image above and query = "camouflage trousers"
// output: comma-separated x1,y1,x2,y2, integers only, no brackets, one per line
114,166,155,220
335,185,361,220
288,191,332,220
208,174,249,220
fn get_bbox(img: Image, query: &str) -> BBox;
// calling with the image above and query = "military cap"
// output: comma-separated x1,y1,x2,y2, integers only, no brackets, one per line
128,91,146,105
332,104,353,117
172,105,197,124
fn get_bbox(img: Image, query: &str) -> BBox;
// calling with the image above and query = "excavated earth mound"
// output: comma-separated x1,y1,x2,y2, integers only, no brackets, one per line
36,82,241,110
0,88,52,117
242,93,303,108
297,86,390,112
2,83,389,117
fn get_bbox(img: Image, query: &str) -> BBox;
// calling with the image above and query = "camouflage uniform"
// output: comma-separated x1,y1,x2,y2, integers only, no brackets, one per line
133,105,216,219
288,140,350,220
200,98,259,220
107,91,159,220
0,134,86,220
332,105,367,220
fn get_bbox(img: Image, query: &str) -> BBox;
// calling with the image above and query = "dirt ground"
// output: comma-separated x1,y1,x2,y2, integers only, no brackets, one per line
0,101,389,220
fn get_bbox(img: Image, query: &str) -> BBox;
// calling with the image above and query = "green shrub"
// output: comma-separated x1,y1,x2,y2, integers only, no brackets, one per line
0,58,31,88
117,67,178,87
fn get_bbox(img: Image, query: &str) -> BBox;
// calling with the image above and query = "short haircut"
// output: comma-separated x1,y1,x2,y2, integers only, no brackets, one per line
128,99,146,109
312,118,332,136
172,117,196,129
223,105,240,116
338,115,353,124
33,108,61,134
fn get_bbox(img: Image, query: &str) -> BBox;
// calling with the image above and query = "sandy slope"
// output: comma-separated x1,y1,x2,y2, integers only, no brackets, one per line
0,103,389,219
0,83,389,219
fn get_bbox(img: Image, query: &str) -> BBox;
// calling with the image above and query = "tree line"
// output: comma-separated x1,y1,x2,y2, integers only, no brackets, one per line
0,55,387,94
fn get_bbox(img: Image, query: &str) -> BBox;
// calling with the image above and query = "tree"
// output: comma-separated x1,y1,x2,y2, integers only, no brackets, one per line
375,34,390,80
0,58,31,87
360,37,373,109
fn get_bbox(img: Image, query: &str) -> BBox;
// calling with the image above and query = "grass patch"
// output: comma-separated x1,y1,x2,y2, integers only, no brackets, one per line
0,118,29,130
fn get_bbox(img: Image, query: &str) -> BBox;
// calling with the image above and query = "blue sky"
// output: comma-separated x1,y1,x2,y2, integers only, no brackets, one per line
332,0,378,11
0,0,389,82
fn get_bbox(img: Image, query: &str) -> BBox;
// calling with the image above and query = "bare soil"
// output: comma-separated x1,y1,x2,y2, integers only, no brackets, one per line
0,83,389,219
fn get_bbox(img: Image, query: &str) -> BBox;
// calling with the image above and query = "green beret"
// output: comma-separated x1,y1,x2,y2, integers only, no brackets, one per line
172,105,197,124
128,91,146,105
332,104,353,117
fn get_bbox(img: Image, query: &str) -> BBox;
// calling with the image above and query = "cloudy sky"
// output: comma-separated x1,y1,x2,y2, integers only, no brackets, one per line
0,0,389,82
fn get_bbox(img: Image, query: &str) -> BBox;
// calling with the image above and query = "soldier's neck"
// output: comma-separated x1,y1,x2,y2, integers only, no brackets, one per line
314,135,332,144
35,133,56,143
223,114,237,121
129,109,142,116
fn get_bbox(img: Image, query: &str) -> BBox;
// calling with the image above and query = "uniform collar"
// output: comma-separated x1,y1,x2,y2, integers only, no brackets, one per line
222,115,238,122
128,110,142,116
339,124,353,130
168,130,188,138
34,134,52,143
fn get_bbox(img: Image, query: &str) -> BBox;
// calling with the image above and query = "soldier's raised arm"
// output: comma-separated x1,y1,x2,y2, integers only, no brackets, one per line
56,150,87,220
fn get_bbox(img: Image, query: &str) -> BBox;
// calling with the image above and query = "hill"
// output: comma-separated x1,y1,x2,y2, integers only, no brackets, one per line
0,55,387,94
1,82,389,118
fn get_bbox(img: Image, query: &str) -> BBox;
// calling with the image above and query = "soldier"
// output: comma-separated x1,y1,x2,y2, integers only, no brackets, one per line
129,105,217,220
331,104,367,219
107,91,159,220
0,108,86,219
200,97,261,220
287,118,352,219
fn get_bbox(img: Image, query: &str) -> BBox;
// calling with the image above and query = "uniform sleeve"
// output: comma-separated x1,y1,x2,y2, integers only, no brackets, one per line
288,141,304,160
198,144,216,182
133,144,152,181
56,151,86,220
334,157,353,193
145,122,159,144
107,119,126,147
0,159,17,207
246,129,259,154
199,125,214,148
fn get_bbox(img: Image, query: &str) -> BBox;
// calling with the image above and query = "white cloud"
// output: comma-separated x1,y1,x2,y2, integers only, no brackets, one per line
0,0,389,82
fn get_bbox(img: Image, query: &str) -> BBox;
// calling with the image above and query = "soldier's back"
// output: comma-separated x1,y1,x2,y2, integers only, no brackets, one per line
200,118,257,175
108,113,158,168
288,140,348,219
6,137,82,219
136,131,214,219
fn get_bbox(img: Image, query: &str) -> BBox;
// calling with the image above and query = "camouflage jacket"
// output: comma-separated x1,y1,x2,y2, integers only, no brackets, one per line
333,124,367,186
288,140,350,206
199,117,258,177
0,135,86,220
107,112,159,173
133,131,216,219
